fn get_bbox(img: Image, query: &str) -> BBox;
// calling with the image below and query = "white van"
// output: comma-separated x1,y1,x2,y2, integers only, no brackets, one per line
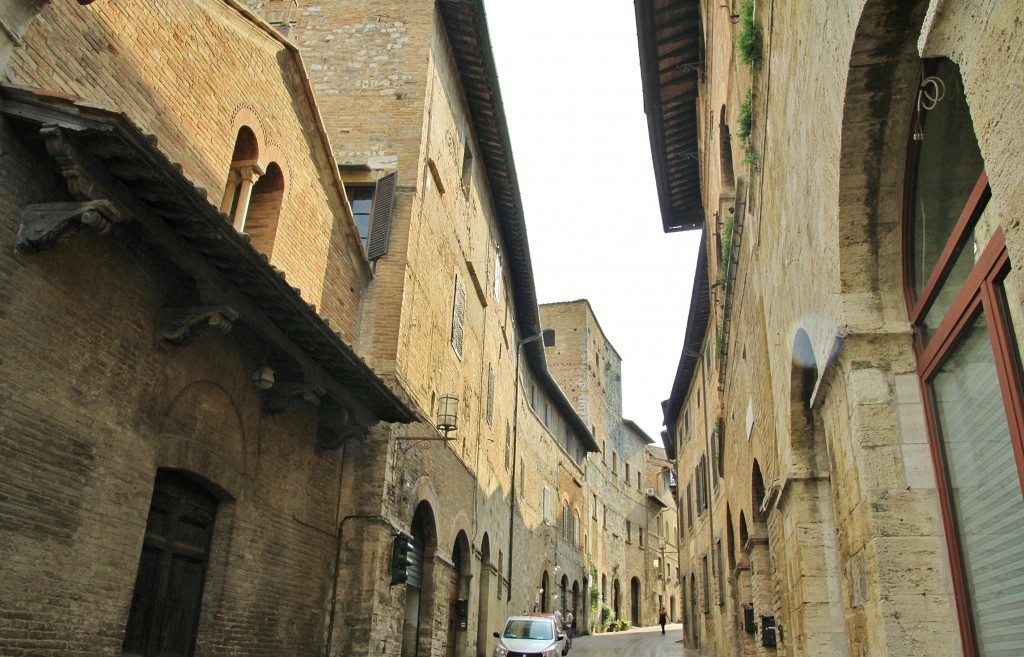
493,615,568,657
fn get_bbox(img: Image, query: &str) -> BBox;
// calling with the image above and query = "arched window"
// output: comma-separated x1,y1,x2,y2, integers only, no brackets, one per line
905,57,1024,655
219,127,285,258
245,162,284,257
562,501,570,540
572,510,580,547
220,127,263,231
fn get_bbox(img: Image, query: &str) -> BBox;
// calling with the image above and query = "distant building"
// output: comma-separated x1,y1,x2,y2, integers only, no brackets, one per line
637,1,1024,657
540,300,681,630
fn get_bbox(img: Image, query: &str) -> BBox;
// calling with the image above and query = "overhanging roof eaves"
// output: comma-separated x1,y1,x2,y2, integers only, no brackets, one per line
0,85,416,424
635,0,705,232
437,0,597,453
624,419,656,445
662,229,710,432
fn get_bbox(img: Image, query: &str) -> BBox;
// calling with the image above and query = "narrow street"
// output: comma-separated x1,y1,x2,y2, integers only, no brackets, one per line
569,624,703,657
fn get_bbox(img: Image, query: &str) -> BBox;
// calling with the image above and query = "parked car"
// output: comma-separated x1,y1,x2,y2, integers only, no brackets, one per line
493,614,569,657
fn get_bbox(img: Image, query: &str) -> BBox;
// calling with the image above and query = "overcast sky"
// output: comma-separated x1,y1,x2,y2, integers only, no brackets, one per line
485,1,703,444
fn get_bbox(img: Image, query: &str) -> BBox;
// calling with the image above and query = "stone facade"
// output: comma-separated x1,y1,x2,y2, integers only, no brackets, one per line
0,3,413,657
1,3,687,657
540,300,682,631
640,1,1024,657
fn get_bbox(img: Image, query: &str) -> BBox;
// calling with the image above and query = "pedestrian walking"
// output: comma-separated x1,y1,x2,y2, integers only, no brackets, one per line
658,606,667,634
565,609,574,648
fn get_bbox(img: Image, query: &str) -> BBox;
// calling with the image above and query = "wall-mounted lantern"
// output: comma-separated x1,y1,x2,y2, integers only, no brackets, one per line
436,394,459,437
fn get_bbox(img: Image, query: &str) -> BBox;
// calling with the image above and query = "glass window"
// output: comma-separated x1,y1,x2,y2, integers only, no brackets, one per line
930,311,1024,655
908,59,985,304
347,186,374,252
907,57,1024,656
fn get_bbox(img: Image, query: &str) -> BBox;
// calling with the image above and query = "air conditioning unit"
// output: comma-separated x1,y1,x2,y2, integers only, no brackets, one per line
645,488,655,495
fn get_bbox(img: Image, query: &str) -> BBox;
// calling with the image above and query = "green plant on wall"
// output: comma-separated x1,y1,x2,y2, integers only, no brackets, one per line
736,0,762,68
737,87,758,168
720,212,735,285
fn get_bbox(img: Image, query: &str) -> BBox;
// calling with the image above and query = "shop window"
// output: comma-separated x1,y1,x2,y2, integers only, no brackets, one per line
123,470,219,657
906,57,1024,656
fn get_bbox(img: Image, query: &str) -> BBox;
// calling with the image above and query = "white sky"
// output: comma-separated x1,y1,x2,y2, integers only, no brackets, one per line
485,0,703,445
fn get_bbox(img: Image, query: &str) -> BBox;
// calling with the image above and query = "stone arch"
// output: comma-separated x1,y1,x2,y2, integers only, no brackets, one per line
540,570,550,613
446,531,472,657
789,328,822,476
835,0,932,326
725,505,736,570
560,573,569,613
751,460,767,526
719,104,735,193
402,501,439,657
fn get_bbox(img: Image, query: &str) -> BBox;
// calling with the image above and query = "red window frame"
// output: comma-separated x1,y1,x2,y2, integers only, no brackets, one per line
905,171,1024,657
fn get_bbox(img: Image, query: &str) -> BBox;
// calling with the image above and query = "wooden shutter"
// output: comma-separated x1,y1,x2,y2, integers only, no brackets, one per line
486,364,495,425
451,276,466,357
366,172,396,261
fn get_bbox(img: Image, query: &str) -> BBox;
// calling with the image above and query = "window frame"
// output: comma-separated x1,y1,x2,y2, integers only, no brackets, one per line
903,60,1024,657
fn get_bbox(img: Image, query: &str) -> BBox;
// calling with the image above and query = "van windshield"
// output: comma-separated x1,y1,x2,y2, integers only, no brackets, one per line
502,620,553,641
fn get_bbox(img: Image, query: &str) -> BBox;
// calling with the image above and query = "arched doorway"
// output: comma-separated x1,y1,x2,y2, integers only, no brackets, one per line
445,532,471,657
560,574,568,613
402,502,437,657
539,571,549,612
571,580,580,618
475,534,491,657
612,579,621,620
630,577,640,626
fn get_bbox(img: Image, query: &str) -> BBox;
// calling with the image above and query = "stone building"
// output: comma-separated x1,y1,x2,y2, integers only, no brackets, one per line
0,2,600,657
540,300,681,631
637,1,1024,657
643,444,681,624
0,3,417,657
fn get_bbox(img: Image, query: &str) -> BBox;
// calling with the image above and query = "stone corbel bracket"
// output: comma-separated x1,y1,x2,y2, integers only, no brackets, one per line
262,382,326,415
15,199,125,253
317,402,369,451
160,305,239,346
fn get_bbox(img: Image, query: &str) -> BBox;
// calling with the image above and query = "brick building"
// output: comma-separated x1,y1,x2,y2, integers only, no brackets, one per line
539,300,681,631
0,2,682,657
1,1,609,657
637,1,1024,657
0,2,416,657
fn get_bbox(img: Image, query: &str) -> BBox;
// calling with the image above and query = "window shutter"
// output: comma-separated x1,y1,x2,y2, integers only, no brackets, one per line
451,276,466,357
487,364,495,425
366,172,396,260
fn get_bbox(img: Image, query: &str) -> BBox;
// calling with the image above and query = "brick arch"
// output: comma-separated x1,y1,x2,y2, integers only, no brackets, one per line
263,141,291,198
835,0,931,328
157,380,248,498
228,104,267,160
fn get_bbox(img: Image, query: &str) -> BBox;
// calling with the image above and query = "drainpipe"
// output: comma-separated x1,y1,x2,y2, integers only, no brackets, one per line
508,333,543,602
